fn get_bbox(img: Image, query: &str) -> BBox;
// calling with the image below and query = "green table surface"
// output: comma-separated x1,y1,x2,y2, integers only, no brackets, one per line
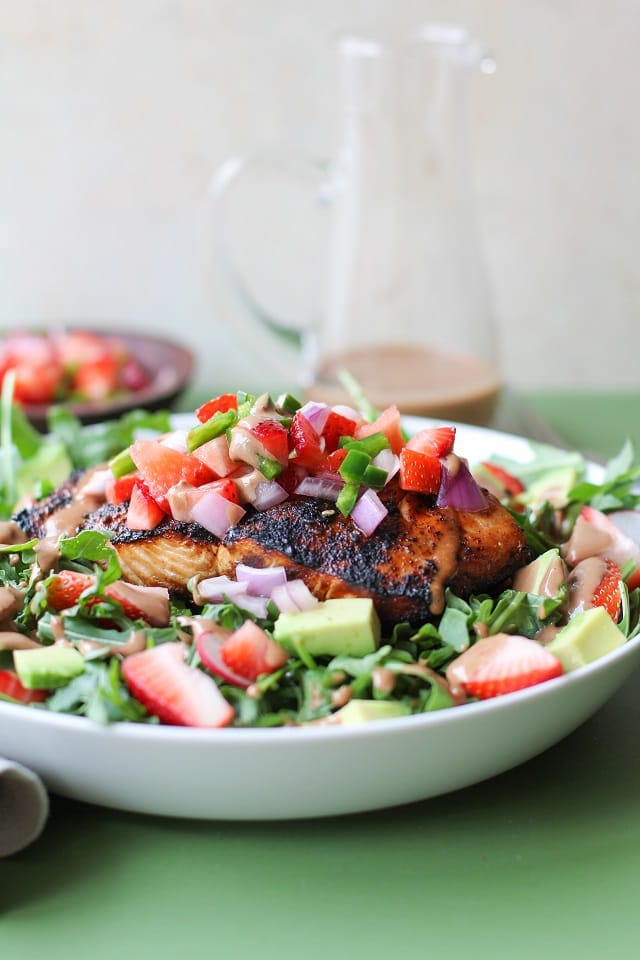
3,391,640,959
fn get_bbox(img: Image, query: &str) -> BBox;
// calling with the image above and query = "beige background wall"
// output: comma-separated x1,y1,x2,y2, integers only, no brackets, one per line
1,0,638,398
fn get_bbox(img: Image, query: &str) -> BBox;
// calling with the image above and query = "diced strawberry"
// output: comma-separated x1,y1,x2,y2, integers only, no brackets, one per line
407,425,456,457
251,419,290,466
289,411,325,470
129,438,216,507
591,559,623,621
0,668,48,704
195,393,238,423
277,462,307,494
105,472,138,505
72,354,120,400
446,633,563,701
122,642,235,727
322,448,348,473
220,620,289,681
563,505,640,590
126,482,167,530
192,434,237,477
45,569,169,623
321,410,358,453
355,405,404,455
399,448,441,495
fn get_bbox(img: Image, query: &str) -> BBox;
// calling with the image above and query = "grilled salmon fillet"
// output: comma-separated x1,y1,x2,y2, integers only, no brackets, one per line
14,473,531,623
219,481,531,624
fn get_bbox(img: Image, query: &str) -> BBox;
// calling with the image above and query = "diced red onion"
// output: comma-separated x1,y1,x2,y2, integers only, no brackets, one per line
271,579,319,614
437,458,488,511
371,449,400,484
294,475,344,502
190,490,246,537
196,576,249,603
351,488,388,536
299,401,330,433
194,622,251,688
236,563,287,597
251,480,289,511
331,404,362,423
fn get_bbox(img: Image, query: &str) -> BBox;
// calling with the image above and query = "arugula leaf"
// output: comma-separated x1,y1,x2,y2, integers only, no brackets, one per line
59,531,121,585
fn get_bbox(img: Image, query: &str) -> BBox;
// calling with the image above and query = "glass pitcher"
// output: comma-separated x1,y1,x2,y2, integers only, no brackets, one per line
209,24,499,425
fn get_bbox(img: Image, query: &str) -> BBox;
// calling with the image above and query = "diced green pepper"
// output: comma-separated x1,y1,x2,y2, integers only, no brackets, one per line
336,481,360,516
339,449,371,484
257,455,283,480
362,464,388,490
109,448,136,478
340,432,390,459
187,409,237,453
276,392,302,414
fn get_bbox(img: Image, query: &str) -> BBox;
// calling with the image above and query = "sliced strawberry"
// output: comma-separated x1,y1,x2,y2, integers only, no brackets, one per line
563,505,640,590
355,405,404,455
45,569,169,623
195,392,238,423
126,482,167,530
407,425,456,457
251,419,289,466
122,642,234,727
0,668,48,704
289,411,325,470
476,461,525,496
591,559,622,621
105,472,138,505
446,633,564,701
194,622,252,689
321,410,358,453
72,354,120,400
129,438,216,507
220,621,288,682
399,448,441,494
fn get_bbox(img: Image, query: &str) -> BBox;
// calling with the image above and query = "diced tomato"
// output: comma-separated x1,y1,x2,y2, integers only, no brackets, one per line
355,405,404,454
251,419,290,466
321,411,358,453
129,439,216,508
72,354,120,400
289,411,325,470
0,668,48,704
126,482,167,530
195,393,238,424
407,426,456,457
105,472,139,505
399,448,441,495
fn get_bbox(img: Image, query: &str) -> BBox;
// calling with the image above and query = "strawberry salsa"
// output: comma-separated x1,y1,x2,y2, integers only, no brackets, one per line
0,389,640,727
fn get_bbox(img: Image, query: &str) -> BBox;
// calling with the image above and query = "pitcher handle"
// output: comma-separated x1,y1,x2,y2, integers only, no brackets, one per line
205,149,333,386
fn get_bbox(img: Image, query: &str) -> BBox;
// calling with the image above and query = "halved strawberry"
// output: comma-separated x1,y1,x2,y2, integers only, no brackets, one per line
355,405,404,455
129,438,216,507
122,642,234,727
321,410,358,453
0,668,48,704
406,425,456,457
126,482,167,530
195,392,238,423
591,559,622,621
446,633,563,700
220,621,289,682
289,411,325,470
251,419,289,466
563,505,640,590
399,448,441,494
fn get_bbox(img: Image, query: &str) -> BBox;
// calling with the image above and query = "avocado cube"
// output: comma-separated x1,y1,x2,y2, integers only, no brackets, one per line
14,645,85,690
274,598,381,658
546,606,625,672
